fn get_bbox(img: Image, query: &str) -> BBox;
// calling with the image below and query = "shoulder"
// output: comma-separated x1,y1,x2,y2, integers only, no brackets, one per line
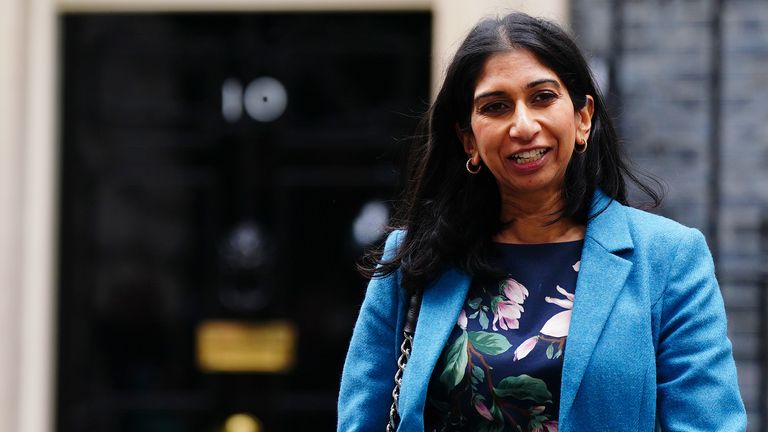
622,205,699,243
615,203,714,290
587,194,707,257
587,190,705,255
382,229,406,259
605,203,716,310
590,199,713,278
601,201,705,253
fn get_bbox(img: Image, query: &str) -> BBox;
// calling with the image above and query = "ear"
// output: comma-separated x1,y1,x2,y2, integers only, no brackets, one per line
455,123,477,159
576,95,595,141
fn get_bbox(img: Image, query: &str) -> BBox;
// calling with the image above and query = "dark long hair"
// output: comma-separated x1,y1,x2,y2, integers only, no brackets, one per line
361,12,661,293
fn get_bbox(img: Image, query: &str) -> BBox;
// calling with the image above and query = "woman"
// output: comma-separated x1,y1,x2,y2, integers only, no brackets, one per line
338,12,746,432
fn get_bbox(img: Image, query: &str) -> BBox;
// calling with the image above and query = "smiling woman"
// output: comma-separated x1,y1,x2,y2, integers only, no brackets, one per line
338,12,746,432
460,49,594,244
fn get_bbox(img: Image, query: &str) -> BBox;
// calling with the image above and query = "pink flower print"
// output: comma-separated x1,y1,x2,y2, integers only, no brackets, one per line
474,399,494,421
457,309,468,330
540,310,572,338
541,286,574,337
502,278,529,303
491,278,528,331
572,260,580,272
544,285,574,309
543,420,558,431
513,335,539,361
492,300,523,331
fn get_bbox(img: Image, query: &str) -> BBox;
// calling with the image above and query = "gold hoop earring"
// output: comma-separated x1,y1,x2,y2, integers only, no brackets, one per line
466,157,482,174
574,138,588,154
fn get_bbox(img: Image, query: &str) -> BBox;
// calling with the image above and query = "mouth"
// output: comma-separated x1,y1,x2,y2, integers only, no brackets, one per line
508,148,550,164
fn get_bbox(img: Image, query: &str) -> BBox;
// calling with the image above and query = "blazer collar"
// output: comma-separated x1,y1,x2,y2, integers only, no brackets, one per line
559,189,635,426
583,188,634,252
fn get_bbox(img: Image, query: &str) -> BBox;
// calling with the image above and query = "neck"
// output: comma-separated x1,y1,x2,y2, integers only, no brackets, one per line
494,190,585,244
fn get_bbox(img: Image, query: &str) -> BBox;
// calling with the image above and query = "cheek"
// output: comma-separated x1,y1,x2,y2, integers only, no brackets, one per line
470,124,500,155
554,114,578,146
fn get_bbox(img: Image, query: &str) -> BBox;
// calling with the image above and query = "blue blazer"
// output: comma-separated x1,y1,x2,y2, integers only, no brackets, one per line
338,190,746,431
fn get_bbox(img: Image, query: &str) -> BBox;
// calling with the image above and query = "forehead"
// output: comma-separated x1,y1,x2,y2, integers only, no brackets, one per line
474,49,563,95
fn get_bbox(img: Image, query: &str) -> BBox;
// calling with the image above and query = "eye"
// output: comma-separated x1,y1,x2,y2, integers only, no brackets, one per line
478,101,509,114
531,91,559,104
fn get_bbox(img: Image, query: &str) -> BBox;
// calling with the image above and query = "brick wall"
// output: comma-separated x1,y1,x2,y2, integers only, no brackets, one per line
572,0,768,429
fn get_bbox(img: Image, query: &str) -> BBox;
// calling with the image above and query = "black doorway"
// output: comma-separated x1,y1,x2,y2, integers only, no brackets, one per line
58,12,431,432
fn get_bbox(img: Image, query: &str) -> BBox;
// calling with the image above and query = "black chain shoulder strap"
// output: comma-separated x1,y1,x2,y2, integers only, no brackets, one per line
386,290,423,432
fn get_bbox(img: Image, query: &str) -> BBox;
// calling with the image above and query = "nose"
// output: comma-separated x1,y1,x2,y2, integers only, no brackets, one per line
508,105,540,142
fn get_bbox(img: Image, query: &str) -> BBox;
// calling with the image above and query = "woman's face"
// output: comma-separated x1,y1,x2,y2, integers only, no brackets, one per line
460,49,594,204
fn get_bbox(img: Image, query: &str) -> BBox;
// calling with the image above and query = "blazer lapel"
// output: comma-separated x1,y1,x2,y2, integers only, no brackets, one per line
398,267,471,429
559,191,634,425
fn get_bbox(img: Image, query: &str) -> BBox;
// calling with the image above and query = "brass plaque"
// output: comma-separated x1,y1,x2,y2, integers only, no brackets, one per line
197,320,297,373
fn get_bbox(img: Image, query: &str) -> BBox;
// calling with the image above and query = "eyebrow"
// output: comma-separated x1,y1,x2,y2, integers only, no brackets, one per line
526,78,561,89
474,78,561,102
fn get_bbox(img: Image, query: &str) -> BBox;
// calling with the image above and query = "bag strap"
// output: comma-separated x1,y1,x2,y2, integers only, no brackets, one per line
386,290,423,432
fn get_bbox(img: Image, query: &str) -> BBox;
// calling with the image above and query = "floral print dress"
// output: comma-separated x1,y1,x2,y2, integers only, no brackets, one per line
424,240,583,432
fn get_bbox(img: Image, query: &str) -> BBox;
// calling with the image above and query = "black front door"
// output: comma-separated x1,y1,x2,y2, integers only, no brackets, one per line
58,12,431,431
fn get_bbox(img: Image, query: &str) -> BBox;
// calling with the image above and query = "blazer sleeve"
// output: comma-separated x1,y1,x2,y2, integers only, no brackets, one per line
338,231,405,431
655,228,747,431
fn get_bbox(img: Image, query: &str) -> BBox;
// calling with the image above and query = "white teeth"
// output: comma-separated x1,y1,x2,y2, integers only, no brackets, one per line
511,149,547,163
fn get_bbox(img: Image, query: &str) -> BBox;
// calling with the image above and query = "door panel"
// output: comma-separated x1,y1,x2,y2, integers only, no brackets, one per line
59,12,431,431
